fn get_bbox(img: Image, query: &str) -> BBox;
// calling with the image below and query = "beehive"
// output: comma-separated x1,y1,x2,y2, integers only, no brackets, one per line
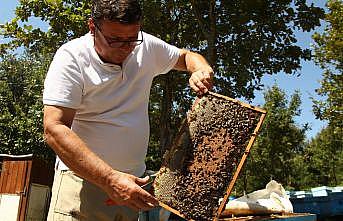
153,92,266,221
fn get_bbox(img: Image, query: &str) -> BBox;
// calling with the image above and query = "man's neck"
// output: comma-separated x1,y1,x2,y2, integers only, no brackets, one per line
97,53,122,67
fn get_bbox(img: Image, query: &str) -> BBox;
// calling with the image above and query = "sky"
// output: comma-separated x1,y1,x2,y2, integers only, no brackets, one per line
0,0,328,139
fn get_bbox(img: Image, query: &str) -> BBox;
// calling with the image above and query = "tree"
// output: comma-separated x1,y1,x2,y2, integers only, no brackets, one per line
236,85,308,193
0,1,325,167
0,0,90,55
312,0,342,132
303,0,343,187
0,51,54,160
302,125,343,187
1,1,325,98
141,0,325,158
187,1,324,98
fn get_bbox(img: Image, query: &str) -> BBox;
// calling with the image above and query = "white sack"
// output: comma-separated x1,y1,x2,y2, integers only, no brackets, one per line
225,180,293,215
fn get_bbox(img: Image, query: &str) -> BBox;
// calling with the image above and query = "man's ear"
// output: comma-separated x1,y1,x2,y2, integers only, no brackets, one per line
88,18,95,35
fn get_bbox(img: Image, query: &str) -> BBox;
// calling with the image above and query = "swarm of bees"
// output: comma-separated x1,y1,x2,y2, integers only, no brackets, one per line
153,92,266,220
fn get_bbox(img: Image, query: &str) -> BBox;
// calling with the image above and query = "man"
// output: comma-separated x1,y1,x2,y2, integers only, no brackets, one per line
43,0,213,220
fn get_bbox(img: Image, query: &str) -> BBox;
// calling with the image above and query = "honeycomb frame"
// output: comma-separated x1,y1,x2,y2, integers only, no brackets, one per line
153,92,267,220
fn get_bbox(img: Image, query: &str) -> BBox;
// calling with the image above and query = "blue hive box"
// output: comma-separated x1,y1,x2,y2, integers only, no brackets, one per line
290,191,343,220
311,186,332,197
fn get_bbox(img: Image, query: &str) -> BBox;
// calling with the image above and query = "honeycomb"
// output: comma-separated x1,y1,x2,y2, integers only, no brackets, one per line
153,92,266,220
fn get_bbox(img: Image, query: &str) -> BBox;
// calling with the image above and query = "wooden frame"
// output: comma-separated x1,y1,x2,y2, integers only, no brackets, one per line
154,92,267,220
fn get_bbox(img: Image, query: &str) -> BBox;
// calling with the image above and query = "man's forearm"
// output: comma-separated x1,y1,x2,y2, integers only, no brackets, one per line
174,50,213,94
184,50,213,74
44,123,116,188
174,49,213,73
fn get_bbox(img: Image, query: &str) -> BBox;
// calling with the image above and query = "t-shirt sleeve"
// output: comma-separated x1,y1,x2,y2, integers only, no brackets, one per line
145,34,180,77
43,46,83,109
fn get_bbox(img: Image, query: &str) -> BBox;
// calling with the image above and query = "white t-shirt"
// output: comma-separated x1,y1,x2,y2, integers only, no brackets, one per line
43,32,180,176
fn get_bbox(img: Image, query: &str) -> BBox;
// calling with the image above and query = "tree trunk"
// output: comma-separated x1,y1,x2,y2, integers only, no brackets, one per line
207,0,217,68
191,0,217,68
159,75,173,157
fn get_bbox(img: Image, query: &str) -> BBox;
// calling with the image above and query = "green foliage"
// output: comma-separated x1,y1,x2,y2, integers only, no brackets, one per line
0,52,55,160
313,0,343,70
305,0,343,188
188,1,324,98
0,0,91,54
235,85,308,194
0,1,325,169
312,0,343,131
302,125,343,187
235,80,341,193
140,0,324,160
1,0,325,99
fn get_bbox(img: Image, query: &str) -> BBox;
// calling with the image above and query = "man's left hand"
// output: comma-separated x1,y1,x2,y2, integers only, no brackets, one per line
189,68,214,95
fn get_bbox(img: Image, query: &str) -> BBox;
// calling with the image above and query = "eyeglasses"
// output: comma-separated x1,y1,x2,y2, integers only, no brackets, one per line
94,22,143,48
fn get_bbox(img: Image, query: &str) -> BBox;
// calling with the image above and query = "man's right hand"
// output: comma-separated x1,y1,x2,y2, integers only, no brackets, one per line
103,171,159,211
44,105,158,211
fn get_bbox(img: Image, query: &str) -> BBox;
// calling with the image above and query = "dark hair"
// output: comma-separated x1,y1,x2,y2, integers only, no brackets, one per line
91,0,142,24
